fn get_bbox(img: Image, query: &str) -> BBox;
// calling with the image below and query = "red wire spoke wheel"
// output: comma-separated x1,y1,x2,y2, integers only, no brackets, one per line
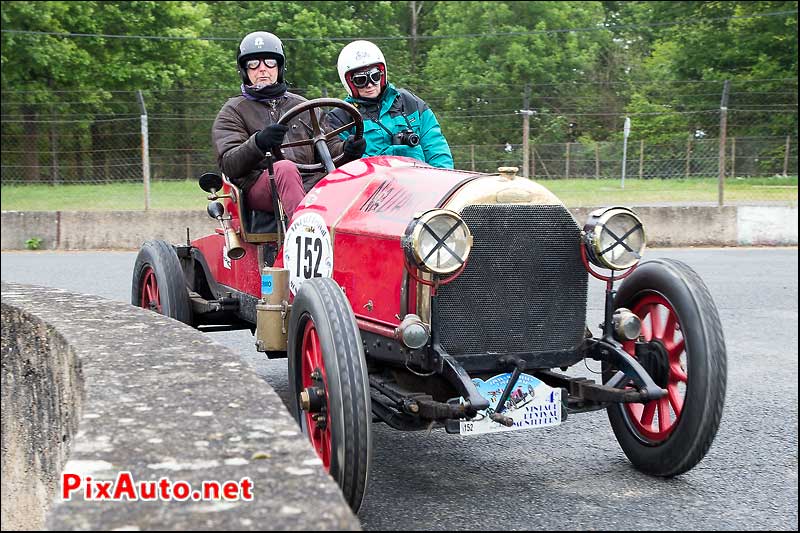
606,258,727,477
287,277,371,512
300,320,332,468
621,294,686,441
140,267,162,312
131,240,192,325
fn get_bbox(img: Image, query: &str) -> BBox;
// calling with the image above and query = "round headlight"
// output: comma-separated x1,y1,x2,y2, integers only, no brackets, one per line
583,207,646,270
402,209,473,275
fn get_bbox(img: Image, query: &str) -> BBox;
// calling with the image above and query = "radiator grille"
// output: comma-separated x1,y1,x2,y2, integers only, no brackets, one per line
435,204,588,356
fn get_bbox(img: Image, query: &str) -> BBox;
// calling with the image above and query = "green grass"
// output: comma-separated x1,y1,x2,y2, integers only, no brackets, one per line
1,176,796,211
1,181,208,211
542,176,798,206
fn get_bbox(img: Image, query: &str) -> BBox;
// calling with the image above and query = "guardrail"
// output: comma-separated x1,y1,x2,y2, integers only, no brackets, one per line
1,282,360,531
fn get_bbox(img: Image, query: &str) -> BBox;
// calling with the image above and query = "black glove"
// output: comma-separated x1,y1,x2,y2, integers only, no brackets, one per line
342,134,366,161
255,123,289,151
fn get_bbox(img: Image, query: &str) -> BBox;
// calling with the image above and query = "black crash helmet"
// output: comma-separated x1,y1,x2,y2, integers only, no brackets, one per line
237,31,286,84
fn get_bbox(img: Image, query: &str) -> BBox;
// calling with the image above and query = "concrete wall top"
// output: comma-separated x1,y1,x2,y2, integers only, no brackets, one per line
1,282,360,531
1,206,796,250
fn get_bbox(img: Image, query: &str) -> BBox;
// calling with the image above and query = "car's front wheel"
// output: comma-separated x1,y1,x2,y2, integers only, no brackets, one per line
287,277,371,512
605,258,727,477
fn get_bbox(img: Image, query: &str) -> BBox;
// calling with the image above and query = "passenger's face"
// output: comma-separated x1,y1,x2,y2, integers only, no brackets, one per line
351,66,383,98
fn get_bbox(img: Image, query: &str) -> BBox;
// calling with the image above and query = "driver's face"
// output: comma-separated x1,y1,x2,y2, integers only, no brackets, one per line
247,57,279,86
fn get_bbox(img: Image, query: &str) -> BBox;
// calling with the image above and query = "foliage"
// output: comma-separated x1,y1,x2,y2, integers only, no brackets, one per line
421,1,611,144
1,1,796,180
1,1,213,101
612,1,799,140
25,237,42,250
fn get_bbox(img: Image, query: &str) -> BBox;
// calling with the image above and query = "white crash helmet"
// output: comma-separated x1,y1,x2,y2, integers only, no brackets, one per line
337,40,387,97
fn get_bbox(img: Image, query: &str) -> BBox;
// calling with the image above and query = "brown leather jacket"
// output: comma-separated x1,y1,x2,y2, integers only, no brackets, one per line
211,91,344,191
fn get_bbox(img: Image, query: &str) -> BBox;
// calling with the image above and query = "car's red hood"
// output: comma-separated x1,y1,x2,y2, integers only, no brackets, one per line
295,155,480,239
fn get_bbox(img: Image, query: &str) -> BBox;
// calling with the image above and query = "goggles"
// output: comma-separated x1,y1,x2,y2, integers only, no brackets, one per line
351,68,383,89
246,58,278,70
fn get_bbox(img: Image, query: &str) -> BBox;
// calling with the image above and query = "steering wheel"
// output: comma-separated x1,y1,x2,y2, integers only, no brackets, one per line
276,98,364,173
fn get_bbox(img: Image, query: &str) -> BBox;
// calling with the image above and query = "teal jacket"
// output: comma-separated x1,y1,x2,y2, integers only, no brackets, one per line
326,83,454,169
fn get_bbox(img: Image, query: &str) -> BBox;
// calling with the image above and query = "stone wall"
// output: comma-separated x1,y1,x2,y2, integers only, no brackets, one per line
1,304,82,530
2,206,797,250
0,282,360,531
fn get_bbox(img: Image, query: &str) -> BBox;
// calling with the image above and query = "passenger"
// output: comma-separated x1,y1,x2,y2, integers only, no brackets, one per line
212,31,366,220
326,40,454,169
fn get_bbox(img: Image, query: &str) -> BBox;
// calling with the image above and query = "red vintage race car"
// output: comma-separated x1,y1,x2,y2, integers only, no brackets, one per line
132,99,727,512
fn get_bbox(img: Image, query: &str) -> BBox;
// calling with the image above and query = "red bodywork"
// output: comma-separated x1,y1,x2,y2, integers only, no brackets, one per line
192,156,477,328
193,229,263,297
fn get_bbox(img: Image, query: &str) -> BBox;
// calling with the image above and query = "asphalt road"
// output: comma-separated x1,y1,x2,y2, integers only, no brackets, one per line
2,248,798,531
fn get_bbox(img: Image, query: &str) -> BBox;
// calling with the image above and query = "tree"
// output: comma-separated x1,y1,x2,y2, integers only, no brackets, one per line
420,1,611,147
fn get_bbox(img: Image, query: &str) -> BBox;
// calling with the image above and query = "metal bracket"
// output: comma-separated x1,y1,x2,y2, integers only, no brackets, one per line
586,338,666,401
440,355,489,415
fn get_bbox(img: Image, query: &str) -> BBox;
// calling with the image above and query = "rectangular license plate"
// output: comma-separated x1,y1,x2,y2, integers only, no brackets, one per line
459,372,562,435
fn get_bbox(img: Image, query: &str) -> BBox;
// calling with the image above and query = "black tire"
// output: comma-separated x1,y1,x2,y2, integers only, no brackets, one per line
131,240,192,325
605,258,727,477
287,277,371,512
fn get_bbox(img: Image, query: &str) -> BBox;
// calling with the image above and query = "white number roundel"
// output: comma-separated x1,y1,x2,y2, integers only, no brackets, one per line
283,212,334,295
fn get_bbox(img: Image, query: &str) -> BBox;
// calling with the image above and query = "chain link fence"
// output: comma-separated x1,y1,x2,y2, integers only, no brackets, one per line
0,88,230,185
451,136,797,179
1,80,797,209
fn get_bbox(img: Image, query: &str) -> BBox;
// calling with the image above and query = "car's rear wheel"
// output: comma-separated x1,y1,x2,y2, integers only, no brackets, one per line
605,258,727,476
131,240,192,325
287,277,371,512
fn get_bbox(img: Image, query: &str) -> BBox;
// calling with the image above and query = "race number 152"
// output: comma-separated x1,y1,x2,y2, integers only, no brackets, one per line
295,236,323,278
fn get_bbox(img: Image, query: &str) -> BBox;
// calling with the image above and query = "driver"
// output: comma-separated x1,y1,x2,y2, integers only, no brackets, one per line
326,40,453,169
212,31,366,220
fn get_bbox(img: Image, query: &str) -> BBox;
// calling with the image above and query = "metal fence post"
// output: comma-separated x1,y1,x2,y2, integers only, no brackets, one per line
718,80,730,206
639,139,644,179
521,84,531,178
137,90,151,211
470,144,475,171
595,143,600,179
50,108,60,185
731,137,736,178
565,142,570,179
621,117,630,189
784,135,791,177
531,144,536,178
685,134,692,178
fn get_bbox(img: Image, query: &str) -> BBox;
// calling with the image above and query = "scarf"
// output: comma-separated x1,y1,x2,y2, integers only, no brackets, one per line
241,82,288,102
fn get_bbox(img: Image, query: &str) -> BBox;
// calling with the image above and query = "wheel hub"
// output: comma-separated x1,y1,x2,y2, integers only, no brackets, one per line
300,366,328,429
300,386,327,413
636,340,670,389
